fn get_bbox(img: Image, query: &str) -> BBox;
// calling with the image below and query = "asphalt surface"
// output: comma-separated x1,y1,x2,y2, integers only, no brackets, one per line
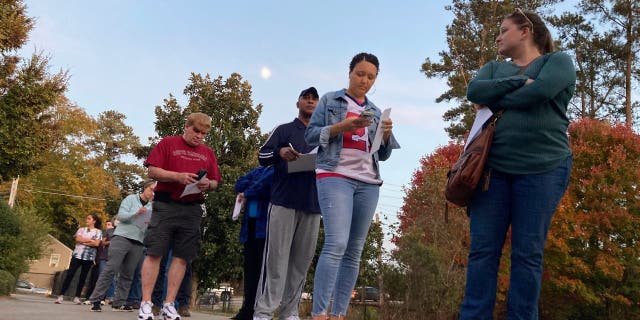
0,293,232,320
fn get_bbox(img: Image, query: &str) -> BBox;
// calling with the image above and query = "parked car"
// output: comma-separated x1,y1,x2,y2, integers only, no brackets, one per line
15,279,51,295
352,286,384,301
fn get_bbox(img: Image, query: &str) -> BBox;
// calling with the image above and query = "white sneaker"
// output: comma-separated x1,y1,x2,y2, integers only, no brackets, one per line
162,302,180,320
138,301,155,320
72,296,82,304
55,296,63,304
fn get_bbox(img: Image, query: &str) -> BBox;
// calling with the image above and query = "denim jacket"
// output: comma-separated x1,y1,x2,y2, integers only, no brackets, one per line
305,89,400,180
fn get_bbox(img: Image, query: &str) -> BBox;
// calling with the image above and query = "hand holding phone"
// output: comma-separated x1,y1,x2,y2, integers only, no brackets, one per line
196,169,207,180
360,110,374,119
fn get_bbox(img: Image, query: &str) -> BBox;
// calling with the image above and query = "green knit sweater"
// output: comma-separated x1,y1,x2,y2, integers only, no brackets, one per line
466,51,576,174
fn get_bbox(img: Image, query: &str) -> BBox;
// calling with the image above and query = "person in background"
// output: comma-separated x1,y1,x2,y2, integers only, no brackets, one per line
55,214,103,305
103,218,118,304
253,87,321,320
140,112,221,320
459,9,575,319
305,52,399,320
125,254,143,309
88,180,155,312
231,165,274,320
83,218,116,303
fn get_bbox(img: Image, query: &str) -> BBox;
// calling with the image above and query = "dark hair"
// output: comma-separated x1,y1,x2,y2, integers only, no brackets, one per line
507,9,554,54
88,213,102,230
349,52,380,74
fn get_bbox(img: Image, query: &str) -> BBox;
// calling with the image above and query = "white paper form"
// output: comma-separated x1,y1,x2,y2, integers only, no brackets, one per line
287,147,318,173
132,208,152,230
465,107,493,151
232,194,243,221
180,175,206,198
370,108,391,154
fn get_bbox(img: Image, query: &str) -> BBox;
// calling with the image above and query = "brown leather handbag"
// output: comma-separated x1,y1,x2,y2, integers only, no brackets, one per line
445,110,503,207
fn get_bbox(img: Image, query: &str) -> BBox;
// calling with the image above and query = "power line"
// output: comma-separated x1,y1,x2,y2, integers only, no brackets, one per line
24,189,107,201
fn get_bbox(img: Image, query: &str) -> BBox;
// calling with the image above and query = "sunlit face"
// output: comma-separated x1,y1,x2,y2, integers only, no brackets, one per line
106,221,113,229
86,215,95,227
183,124,210,147
141,183,156,201
496,18,526,58
297,94,318,118
348,60,378,98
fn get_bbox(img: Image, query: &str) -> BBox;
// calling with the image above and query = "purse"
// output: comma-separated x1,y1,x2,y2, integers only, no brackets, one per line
444,110,503,207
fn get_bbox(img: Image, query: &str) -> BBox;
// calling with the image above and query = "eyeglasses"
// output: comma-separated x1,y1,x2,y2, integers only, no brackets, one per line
515,8,535,34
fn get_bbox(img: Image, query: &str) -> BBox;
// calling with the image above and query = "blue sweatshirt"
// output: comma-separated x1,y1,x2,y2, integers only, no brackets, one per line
235,166,274,243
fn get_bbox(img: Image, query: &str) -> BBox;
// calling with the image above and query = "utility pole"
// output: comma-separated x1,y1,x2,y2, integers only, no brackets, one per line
8,176,19,208
376,213,384,305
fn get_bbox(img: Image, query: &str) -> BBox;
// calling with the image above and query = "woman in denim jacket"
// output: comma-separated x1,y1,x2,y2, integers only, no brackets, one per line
305,52,400,319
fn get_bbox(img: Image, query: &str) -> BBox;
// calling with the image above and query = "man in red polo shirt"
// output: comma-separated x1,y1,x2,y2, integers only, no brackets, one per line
138,112,221,320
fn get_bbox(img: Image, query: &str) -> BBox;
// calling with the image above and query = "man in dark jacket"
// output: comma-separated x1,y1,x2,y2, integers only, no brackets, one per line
253,87,321,320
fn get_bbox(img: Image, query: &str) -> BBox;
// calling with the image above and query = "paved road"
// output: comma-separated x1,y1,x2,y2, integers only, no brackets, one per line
0,293,232,320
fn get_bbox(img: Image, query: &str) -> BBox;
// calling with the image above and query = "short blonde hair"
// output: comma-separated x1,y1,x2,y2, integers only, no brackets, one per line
186,112,212,131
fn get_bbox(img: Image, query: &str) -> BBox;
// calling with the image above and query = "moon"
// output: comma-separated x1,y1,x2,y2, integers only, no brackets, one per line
260,66,272,79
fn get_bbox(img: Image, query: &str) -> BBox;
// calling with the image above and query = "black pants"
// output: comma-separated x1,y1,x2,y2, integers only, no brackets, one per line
237,219,266,319
83,262,101,298
59,257,94,297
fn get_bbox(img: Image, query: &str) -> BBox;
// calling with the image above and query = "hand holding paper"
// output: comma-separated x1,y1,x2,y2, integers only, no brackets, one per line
180,172,207,198
132,207,152,230
232,194,244,221
370,108,391,154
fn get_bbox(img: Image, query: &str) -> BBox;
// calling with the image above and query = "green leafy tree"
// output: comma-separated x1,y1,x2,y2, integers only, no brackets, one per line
150,72,264,290
0,0,68,180
85,110,145,215
7,100,120,246
421,0,560,140
580,0,640,127
0,203,51,278
548,13,627,120
356,216,385,292
391,143,469,319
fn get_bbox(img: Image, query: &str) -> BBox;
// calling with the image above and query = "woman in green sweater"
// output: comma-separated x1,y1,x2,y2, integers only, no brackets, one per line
460,9,576,320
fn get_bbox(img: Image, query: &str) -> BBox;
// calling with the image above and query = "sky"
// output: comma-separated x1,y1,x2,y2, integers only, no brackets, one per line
21,0,459,249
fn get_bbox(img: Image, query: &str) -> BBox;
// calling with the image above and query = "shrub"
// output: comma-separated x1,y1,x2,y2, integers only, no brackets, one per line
0,270,15,296
0,203,51,278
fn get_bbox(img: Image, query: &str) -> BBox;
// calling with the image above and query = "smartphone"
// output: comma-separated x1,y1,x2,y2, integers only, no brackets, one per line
360,110,374,119
196,169,207,180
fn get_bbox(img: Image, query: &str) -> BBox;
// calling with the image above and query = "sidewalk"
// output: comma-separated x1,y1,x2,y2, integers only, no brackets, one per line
0,293,231,320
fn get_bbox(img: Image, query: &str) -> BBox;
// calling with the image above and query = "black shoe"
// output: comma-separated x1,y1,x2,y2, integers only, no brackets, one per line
91,301,102,312
114,305,133,312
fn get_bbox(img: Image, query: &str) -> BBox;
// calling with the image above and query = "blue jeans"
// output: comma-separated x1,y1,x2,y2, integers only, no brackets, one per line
312,177,380,316
460,156,572,320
